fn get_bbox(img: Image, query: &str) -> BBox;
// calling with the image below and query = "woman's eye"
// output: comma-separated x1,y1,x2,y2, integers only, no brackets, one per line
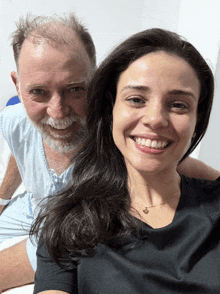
170,101,188,111
126,97,145,106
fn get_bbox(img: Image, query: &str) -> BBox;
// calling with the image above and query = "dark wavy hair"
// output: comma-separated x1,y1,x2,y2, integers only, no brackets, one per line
31,28,214,266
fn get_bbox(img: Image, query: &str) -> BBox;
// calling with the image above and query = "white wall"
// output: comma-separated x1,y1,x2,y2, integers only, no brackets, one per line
0,0,181,109
1,0,220,168
199,48,220,170
0,0,145,109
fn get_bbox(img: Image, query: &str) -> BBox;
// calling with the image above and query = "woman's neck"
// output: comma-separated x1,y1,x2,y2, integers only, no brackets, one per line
129,168,180,203
128,168,181,228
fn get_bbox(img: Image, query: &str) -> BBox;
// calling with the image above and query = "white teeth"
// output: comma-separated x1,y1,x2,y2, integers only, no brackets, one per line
157,141,162,149
145,139,151,147
134,137,169,150
151,140,157,148
43,116,77,130
161,141,167,148
141,138,145,146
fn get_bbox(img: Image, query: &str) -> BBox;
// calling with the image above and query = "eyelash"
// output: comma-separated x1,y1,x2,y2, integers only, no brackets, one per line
125,96,190,113
126,97,145,106
168,101,189,112
68,86,84,92
31,89,46,95
30,87,85,96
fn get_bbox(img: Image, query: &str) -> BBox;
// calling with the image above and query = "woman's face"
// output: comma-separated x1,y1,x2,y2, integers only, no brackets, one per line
112,51,200,176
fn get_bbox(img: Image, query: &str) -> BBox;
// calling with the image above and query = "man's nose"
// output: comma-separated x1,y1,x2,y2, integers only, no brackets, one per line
47,94,70,119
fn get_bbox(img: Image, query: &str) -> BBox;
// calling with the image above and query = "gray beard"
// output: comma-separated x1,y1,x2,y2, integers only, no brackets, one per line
40,119,87,153
20,97,87,153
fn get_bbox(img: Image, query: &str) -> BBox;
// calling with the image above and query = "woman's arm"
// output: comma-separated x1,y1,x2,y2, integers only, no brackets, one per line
178,157,220,180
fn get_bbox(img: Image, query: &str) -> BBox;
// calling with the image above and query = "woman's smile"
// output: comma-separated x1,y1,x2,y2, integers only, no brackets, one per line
112,51,200,174
132,136,171,150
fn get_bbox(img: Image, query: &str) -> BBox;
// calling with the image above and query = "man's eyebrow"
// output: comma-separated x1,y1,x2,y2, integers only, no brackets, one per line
67,80,87,86
25,84,43,90
24,80,88,90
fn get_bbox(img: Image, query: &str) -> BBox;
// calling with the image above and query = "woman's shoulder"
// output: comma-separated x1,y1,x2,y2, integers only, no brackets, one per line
182,174,220,188
181,175,220,221
181,175,220,199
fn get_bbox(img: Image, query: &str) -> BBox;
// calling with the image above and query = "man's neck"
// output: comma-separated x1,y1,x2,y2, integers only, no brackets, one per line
43,141,77,175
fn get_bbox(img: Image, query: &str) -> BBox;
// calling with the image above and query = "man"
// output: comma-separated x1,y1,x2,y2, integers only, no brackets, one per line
0,13,96,292
0,13,219,292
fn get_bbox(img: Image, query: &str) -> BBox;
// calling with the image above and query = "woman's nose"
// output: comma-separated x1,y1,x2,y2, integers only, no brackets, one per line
141,101,168,129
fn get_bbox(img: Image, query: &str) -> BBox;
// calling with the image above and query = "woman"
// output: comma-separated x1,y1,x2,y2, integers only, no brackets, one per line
32,28,220,293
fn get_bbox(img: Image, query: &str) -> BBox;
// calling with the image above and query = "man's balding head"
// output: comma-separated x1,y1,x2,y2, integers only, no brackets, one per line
11,13,96,71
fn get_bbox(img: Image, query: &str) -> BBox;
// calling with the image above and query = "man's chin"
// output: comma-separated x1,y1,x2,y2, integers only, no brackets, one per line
42,134,79,153
33,119,87,153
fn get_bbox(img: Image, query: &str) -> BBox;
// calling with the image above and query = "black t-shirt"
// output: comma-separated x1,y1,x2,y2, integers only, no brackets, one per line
34,176,220,294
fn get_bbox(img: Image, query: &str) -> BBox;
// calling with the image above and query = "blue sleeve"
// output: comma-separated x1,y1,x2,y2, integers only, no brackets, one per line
0,104,24,155
34,237,78,294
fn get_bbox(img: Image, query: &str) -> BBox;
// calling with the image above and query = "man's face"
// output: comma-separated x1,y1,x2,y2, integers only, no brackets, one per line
11,36,93,153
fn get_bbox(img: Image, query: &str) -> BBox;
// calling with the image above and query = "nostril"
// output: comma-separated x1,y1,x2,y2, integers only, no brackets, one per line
47,106,70,119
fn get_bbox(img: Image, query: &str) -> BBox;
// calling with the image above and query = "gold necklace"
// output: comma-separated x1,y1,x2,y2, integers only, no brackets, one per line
133,191,180,214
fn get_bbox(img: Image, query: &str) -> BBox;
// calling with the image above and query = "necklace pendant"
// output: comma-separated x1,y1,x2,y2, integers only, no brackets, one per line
143,207,149,214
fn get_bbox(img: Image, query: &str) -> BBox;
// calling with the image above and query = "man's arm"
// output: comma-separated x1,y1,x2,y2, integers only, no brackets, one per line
0,238,34,293
178,156,220,180
0,153,22,214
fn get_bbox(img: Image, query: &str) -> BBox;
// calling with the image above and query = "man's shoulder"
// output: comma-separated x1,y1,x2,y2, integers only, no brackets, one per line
0,103,26,123
0,103,35,138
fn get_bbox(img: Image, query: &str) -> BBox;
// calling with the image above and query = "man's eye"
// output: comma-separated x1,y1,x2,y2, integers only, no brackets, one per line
31,89,45,95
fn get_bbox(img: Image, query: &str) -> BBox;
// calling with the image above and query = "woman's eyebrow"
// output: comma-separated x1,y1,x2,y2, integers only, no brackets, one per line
169,89,197,100
120,85,150,93
120,86,197,99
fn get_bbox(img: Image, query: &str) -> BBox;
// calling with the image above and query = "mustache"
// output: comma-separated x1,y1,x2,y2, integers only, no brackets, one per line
40,116,79,130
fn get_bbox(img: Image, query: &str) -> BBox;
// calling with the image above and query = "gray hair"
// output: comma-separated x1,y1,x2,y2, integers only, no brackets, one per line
11,13,96,69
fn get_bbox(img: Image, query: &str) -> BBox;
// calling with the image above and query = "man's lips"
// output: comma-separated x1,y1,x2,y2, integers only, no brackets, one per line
44,122,77,137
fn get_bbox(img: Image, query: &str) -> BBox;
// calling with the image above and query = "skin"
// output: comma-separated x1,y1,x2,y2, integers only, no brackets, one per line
34,52,220,294
112,51,200,228
11,35,92,157
0,31,93,292
1,39,219,294
113,51,200,176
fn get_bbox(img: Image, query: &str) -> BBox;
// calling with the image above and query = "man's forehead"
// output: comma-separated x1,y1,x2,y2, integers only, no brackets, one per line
19,38,91,70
